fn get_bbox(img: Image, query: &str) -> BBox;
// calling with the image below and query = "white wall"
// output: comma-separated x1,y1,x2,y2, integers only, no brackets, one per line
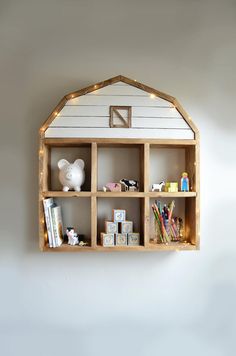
0,0,236,355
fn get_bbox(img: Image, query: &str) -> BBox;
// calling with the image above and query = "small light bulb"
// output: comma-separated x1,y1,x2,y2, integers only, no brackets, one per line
150,94,155,99
94,85,97,89
40,127,45,133
54,111,58,116
39,150,43,155
71,94,74,98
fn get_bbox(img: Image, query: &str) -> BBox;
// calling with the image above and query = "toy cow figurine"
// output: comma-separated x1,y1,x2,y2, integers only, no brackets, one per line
66,227,79,246
151,181,165,192
120,179,139,192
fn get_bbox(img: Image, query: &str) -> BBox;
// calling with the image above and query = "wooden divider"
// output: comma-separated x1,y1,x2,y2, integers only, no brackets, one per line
91,143,98,247
143,143,150,247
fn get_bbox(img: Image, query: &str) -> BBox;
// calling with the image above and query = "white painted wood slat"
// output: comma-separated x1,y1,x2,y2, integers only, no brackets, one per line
67,95,171,107
50,116,189,129
45,127,194,139
89,83,154,96
59,106,181,118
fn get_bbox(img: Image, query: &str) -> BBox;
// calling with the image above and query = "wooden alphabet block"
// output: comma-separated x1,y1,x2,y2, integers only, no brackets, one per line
105,221,118,234
116,233,128,246
101,233,115,247
128,233,140,246
165,182,178,192
113,209,126,222
121,221,133,234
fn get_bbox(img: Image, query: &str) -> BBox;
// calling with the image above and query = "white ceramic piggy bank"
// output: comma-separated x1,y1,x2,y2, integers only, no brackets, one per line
58,159,85,192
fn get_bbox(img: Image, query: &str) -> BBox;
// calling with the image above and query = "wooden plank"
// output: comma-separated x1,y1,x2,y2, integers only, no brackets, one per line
42,191,92,197
49,117,189,129
144,143,150,193
91,196,97,248
42,242,197,252
144,197,150,247
91,142,97,192
41,191,196,198
45,127,194,139
44,138,196,146
195,140,200,248
42,145,50,191
58,105,182,118
148,192,196,198
39,135,46,250
96,191,145,198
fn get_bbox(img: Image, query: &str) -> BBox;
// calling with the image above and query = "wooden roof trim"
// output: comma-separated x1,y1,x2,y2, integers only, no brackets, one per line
173,99,199,136
120,75,176,103
65,75,122,100
40,96,68,134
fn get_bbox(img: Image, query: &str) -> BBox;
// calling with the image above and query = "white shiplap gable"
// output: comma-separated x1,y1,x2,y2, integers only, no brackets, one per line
45,82,194,139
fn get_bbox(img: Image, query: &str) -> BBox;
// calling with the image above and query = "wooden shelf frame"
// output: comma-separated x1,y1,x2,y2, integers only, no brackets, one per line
39,138,199,252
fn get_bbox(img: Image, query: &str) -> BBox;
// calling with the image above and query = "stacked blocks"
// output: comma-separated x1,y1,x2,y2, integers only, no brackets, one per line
101,209,140,247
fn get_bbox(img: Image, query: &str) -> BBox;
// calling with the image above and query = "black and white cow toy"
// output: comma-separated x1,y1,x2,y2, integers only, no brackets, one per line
120,179,139,192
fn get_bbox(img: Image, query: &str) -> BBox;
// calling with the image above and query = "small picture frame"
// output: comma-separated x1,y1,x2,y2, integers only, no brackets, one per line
116,233,128,246
121,221,133,234
101,233,115,247
128,233,140,246
113,209,126,222
105,221,118,234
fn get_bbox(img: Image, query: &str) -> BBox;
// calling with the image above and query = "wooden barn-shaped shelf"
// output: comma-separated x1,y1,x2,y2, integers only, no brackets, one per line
39,75,199,252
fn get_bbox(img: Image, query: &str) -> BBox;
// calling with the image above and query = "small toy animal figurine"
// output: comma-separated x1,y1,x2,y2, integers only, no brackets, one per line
79,241,88,246
120,179,139,191
181,172,189,192
152,181,165,192
66,227,79,246
103,182,122,192
58,159,85,192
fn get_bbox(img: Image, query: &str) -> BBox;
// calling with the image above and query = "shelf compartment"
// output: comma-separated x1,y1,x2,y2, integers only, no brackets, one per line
149,145,196,192
97,197,144,247
149,197,190,245
49,145,92,192
44,197,92,248
97,144,143,192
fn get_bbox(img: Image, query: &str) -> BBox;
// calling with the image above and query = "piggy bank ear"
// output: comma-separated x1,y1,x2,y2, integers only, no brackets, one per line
58,159,69,170
74,159,85,170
